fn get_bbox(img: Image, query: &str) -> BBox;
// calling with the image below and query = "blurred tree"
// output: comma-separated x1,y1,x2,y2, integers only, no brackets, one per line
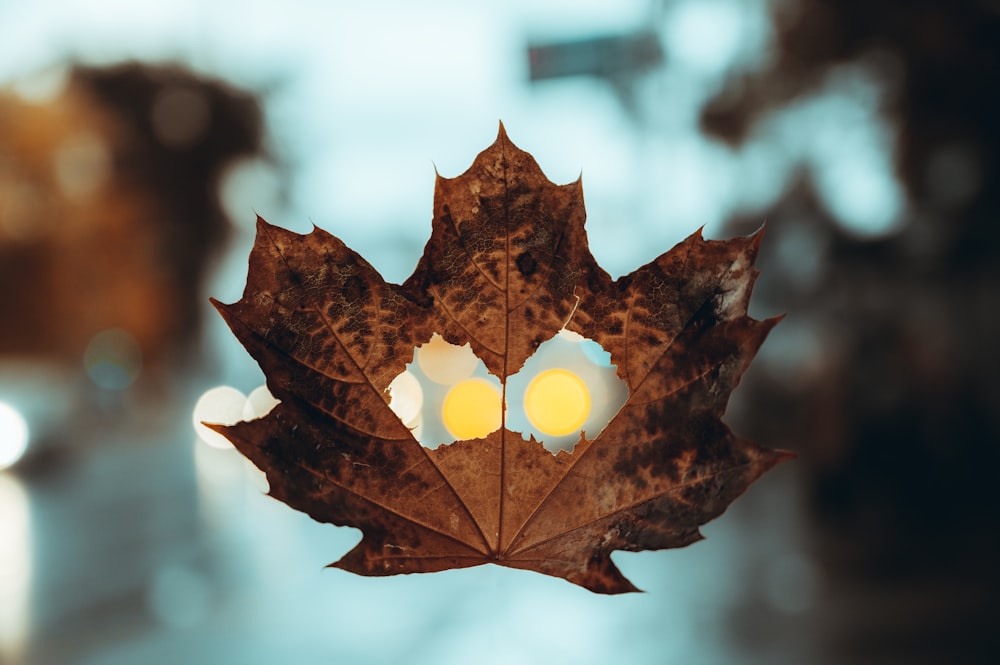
0,63,264,377
706,1,1000,661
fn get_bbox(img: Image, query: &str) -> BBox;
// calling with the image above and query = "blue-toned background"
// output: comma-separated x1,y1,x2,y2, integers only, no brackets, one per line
1,1,997,663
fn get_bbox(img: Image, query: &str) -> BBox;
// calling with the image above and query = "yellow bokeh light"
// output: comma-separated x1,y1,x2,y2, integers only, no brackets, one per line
441,378,502,441
524,368,591,437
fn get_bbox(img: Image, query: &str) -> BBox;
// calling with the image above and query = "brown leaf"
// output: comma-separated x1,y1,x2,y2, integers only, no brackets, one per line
211,124,792,594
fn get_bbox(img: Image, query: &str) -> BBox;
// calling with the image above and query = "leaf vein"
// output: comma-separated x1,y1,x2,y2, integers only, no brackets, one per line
297,464,492,556
507,461,754,558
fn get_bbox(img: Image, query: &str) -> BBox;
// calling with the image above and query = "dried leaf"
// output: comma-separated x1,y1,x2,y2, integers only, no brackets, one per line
212,125,791,593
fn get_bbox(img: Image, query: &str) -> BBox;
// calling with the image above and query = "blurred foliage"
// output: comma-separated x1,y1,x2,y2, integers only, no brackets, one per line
0,63,264,374
711,1,999,660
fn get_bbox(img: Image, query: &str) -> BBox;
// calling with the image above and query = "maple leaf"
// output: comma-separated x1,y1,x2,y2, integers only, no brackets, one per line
211,125,792,594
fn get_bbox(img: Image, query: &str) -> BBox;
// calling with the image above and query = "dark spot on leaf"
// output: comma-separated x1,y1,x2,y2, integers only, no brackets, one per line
688,295,721,332
342,275,368,304
516,251,537,277
440,204,454,228
588,270,605,293
613,437,683,484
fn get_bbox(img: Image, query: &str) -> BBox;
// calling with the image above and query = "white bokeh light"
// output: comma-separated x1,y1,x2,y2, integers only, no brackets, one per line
0,474,31,661
0,403,29,470
83,328,143,391
387,371,423,427
192,386,247,449
242,384,280,422
416,334,479,385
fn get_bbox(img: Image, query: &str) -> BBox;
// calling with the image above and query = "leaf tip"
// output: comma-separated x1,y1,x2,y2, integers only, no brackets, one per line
754,314,786,343
493,119,523,154
750,446,797,479
744,224,767,261
772,448,798,466
201,421,238,447
208,296,239,326
594,574,643,595
254,213,271,233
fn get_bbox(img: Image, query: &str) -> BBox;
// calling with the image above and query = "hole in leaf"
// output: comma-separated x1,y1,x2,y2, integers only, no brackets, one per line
506,330,628,452
388,334,501,448
388,331,627,452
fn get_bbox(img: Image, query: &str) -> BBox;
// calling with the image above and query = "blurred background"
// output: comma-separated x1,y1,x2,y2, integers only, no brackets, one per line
1,0,998,663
